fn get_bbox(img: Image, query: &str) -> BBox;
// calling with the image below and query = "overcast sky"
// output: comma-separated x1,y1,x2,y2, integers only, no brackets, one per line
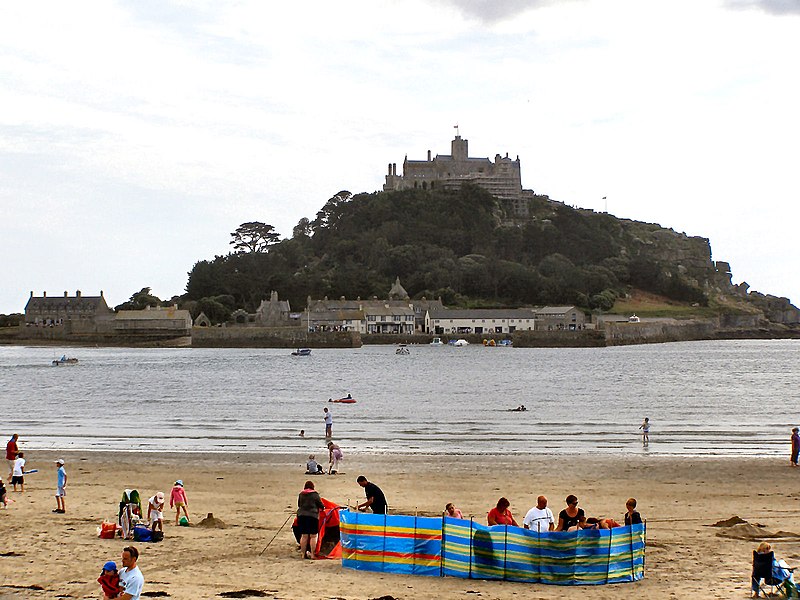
2,0,798,313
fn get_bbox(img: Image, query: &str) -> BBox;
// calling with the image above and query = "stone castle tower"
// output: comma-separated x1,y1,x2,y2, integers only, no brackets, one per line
383,135,532,216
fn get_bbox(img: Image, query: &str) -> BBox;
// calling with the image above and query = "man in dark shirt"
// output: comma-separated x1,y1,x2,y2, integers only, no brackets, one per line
356,475,387,515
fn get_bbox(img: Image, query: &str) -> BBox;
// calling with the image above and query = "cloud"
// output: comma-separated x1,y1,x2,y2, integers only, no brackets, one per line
724,0,800,15
439,0,558,23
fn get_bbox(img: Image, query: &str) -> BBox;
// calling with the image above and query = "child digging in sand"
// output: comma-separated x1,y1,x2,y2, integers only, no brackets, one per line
170,480,190,525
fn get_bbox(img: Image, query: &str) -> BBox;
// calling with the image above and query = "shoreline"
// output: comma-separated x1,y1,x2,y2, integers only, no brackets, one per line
2,451,796,598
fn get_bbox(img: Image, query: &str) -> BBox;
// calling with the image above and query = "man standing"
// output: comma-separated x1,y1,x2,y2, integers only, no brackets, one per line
6,434,18,481
791,427,800,467
117,545,144,600
356,475,387,515
54,459,67,513
11,451,25,492
522,495,555,532
323,407,333,438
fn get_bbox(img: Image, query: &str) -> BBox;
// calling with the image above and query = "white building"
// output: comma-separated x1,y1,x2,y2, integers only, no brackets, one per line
425,308,536,335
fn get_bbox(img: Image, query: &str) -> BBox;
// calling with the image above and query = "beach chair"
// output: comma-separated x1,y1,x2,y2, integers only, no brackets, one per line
752,551,798,598
118,489,142,540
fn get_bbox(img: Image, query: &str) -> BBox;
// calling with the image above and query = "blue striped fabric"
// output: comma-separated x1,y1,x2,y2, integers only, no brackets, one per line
339,511,645,586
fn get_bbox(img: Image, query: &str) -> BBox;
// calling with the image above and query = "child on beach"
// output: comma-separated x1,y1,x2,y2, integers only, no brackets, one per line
11,451,24,492
97,560,121,598
327,442,343,475
170,480,190,526
306,455,323,474
639,417,650,443
148,491,165,531
0,477,7,508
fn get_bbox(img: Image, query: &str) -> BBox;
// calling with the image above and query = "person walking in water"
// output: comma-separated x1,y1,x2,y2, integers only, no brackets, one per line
639,417,650,444
323,407,333,438
791,427,800,467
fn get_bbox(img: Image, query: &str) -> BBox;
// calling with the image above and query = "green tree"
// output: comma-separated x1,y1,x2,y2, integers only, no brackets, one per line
115,287,162,311
230,222,280,253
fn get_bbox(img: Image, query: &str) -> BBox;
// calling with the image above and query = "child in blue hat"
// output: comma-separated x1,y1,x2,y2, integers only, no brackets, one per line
98,560,121,598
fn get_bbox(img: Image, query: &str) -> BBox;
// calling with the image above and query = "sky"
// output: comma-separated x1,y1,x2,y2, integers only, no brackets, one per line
2,0,799,313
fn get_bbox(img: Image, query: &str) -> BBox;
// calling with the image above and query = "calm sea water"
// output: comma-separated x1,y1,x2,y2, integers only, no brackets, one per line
0,340,797,457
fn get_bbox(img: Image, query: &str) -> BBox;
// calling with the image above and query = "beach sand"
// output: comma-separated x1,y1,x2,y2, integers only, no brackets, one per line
1,451,797,599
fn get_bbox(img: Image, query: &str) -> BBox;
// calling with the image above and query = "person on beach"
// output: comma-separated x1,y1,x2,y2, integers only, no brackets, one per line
584,516,621,529
522,495,555,532
487,497,518,526
147,492,165,532
445,502,463,519
54,458,67,513
323,407,333,438
170,480,189,525
791,428,800,467
624,497,642,525
297,480,325,559
0,477,7,508
6,434,18,481
118,545,144,600
555,495,586,531
11,451,25,492
327,442,343,474
639,417,650,443
356,476,387,514
306,455,323,474
98,560,122,599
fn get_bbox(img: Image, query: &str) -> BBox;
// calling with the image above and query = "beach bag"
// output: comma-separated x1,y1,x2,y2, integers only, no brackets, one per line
179,516,189,527
151,530,164,543
99,521,117,539
133,525,152,542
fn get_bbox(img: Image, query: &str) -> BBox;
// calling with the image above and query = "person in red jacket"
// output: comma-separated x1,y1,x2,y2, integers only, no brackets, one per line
97,560,121,599
6,434,19,481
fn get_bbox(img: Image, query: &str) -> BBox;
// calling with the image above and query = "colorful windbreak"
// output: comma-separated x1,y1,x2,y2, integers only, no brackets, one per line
340,511,645,586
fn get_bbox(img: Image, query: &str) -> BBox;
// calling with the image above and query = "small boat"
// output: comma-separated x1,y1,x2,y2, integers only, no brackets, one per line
396,344,410,355
330,395,356,404
482,339,497,347
291,348,312,356
52,355,78,366
498,339,513,347
430,337,444,346
628,315,641,323
452,339,469,347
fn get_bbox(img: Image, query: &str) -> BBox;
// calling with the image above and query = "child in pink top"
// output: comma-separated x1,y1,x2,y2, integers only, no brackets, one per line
170,480,190,525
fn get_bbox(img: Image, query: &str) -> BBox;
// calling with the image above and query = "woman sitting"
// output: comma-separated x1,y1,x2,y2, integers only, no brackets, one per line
555,495,586,531
487,497,518,526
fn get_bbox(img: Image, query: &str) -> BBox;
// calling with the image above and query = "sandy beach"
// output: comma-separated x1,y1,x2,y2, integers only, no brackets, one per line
1,450,797,599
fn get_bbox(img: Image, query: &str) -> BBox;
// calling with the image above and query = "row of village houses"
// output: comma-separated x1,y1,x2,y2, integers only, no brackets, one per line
22,280,588,337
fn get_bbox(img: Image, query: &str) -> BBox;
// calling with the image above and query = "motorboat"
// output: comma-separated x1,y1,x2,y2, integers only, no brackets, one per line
628,315,641,323
452,339,469,347
482,339,497,347
498,339,513,347
396,344,410,355
430,337,444,346
52,355,78,366
291,348,312,356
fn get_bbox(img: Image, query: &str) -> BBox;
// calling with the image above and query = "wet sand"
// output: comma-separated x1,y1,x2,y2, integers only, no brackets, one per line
1,451,797,599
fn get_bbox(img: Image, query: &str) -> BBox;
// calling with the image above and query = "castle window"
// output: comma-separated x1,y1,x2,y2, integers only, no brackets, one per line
422,181,427,190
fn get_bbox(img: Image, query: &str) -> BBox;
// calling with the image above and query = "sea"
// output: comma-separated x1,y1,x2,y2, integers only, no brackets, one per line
0,340,797,457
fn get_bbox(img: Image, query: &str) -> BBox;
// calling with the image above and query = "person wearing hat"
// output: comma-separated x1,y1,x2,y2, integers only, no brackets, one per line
147,491,165,532
53,458,67,513
169,480,190,525
97,560,121,598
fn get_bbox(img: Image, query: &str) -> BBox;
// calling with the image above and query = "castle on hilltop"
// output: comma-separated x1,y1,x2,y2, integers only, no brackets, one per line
383,134,537,216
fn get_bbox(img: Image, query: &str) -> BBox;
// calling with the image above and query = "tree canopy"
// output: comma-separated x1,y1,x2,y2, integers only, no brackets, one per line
185,185,711,321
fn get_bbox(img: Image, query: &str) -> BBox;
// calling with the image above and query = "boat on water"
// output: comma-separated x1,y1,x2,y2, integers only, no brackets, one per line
430,337,444,346
291,348,312,356
482,339,497,347
498,339,513,347
452,339,469,347
396,344,410,355
52,355,78,366
329,395,356,404
628,314,641,323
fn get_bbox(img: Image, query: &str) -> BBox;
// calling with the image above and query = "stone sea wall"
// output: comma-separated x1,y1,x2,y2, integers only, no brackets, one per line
191,327,362,348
